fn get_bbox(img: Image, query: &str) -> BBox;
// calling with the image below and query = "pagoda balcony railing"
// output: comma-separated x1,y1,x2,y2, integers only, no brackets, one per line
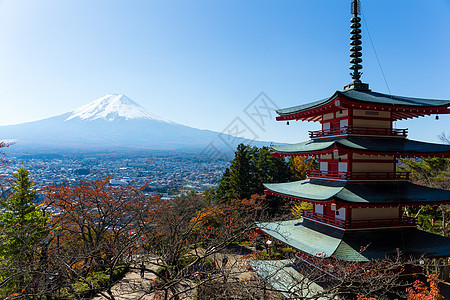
302,210,346,228
307,170,410,181
302,210,417,229
309,126,408,139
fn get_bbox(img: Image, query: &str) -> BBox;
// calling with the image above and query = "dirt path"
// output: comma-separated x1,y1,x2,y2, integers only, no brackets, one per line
91,246,255,299
92,261,158,300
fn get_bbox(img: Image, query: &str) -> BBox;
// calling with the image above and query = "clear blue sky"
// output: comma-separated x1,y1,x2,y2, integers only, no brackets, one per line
0,0,449,144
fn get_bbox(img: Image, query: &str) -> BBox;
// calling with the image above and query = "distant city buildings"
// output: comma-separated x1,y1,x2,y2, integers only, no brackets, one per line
1,153,229,197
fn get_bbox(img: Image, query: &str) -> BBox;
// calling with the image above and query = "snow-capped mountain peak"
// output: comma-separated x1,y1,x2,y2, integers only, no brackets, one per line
65,94,168,122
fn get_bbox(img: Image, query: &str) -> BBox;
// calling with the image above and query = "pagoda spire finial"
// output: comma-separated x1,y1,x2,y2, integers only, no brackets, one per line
344,0,370,91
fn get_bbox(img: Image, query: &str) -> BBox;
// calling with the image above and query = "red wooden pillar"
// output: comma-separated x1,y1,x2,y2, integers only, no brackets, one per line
346,205,352,224
348,106,354,129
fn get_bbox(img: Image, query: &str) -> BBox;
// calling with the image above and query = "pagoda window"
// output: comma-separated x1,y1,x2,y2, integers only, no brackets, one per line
314,203,323,215
335,207,346,221
319,162,328,171
338,162,347,173
339,119,348,128
323,122,330,131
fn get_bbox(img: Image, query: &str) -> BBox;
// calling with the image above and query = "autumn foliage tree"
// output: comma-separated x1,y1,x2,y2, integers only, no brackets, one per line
0,140,15,166
289,155,318,181
357,274,442,300
42,178,152,299
134,192,268,299
406,274,442,300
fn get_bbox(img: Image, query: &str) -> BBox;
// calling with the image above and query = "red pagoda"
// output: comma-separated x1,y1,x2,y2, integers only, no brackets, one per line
255,0,450,283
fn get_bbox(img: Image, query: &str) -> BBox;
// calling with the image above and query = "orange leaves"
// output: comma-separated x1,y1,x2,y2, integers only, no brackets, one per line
363,269,375,275
190,206,225,230
42,178,156,276
7,292,21,299
246,230,261,244
71,260,85,271
356,295,377,300
231,194,266,212
289,156,317,180
241,250,263,261
407,274,442,300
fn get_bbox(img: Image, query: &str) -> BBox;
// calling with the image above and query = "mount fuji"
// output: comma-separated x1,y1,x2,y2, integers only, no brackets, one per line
65,94,169,122
1,94,262,154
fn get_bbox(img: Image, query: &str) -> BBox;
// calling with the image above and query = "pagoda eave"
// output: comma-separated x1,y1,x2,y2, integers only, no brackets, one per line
264,180,450,206
270,137,450,158
265,189,450,208
272,149,450,159
271,147,450,159
257,219,450,261
276,91,450,122
342,98,450,121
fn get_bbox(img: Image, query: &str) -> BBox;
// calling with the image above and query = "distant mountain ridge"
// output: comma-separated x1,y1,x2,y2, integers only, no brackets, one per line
1,94,267,154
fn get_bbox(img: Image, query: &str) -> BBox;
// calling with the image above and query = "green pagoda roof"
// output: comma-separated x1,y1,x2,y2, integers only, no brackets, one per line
257,219,450,261
276,90,450,116
271,136,450,157
249,259,327,299
264,179,450,205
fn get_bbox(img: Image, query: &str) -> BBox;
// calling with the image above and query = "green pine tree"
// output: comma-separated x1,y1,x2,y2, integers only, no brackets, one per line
215,144,292,203
254,146,291,192
0,167,51,296
215,167,232,201
398,157,450,189
228,144,256,200
399,158,450,236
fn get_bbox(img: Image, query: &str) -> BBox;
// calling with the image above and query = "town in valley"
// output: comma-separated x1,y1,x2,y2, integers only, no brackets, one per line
1,151,230,197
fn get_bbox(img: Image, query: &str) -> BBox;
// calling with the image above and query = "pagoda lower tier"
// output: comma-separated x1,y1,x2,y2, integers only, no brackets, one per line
257,219,450,262
264,180,450,231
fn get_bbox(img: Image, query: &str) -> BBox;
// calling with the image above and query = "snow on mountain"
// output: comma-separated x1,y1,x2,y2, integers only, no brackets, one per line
65,94,168,122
